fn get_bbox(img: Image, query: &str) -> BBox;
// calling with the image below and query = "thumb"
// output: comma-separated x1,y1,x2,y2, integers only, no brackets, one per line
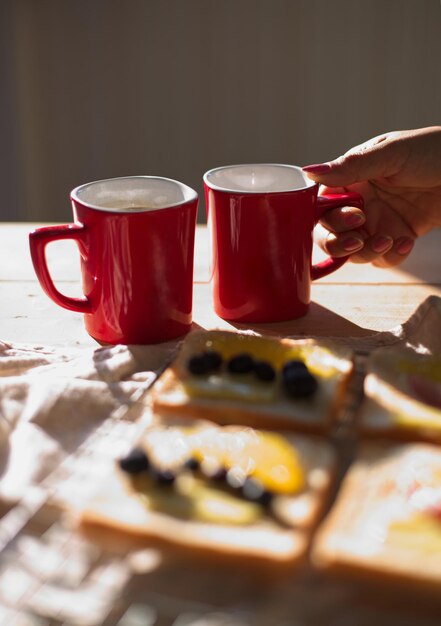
302,134,402,186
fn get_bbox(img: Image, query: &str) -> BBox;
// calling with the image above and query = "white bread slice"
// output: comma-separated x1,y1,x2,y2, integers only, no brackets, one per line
313,442,441,592
77,418,336,566
358,347,441,443
151,330,353,434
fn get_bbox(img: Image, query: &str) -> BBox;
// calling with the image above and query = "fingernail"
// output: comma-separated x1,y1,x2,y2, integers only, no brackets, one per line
371,235,393,253
395,236,414,255
344,213,365,228
302,163,331,174
342,236,364,252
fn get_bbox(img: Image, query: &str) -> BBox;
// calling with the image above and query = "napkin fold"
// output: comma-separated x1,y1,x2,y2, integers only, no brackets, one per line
0,340,177,502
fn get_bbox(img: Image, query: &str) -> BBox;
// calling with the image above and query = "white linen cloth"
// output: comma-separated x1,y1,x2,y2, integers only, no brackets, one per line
0,340,176,502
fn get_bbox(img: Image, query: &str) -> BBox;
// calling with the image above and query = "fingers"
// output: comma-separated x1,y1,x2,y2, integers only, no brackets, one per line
315,223,415,267
351,235,414,267
371,236,415,267
304,127,441,191
315,186,417,267
302,132,404,187
347,234,394,264
319,205,366,233
314,223,365,258
315,200,368,258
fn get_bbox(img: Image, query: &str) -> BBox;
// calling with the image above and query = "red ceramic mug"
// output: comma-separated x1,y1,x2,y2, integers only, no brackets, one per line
29,176,198,344
203,163,363,323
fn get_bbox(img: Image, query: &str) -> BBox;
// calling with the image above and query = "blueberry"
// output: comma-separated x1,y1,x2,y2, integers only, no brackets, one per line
227,353,255,374
203,350,223,371
254,360,276,382
282,359,308,375
118,448,150,474
187,350,223,375
283,368,318,398
241,478,273,507
187,354,210,375
183,456,200,471
151,468,176,486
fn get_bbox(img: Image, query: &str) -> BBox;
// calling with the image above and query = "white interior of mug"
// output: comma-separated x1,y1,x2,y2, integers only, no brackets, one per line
72,176,197,211
204,164,316,193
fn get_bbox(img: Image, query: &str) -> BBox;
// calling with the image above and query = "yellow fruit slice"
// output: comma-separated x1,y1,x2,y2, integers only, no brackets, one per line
190,428,305,495
131,473,261,526
388,513,441,553
248,431,305,494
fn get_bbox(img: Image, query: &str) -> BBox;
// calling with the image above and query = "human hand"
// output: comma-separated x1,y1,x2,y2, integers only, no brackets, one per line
303,126,441,267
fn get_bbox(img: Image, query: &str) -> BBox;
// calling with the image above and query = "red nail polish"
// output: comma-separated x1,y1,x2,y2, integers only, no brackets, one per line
302,163,331,174
345,213,365,228
371,236,393,253
343,237,364,252
396,237,414,255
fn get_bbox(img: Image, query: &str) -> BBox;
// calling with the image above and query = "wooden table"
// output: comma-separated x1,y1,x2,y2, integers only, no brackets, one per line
0,223,439,347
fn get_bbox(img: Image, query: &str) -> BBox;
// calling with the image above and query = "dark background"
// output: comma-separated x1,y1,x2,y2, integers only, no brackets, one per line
1,0,440,223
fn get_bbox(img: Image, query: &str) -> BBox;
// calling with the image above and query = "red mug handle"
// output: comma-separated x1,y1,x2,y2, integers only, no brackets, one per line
29,224,92,313
311,192,364,280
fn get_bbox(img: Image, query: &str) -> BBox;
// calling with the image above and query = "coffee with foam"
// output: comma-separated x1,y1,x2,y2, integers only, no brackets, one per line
74,176,196,212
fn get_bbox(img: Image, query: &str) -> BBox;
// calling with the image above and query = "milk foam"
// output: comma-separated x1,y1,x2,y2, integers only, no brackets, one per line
74,176,196,211
204,164,315,193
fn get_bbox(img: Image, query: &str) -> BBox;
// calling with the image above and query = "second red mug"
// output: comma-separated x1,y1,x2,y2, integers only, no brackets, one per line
29,176,198,345
204,163,363,323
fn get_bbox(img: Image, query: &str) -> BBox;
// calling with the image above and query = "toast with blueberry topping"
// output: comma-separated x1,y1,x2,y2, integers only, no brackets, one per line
150,330,354,434
78,418,336,566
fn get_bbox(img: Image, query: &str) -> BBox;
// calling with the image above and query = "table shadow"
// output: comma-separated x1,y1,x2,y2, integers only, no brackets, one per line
201,301,386,340
191,302,404,355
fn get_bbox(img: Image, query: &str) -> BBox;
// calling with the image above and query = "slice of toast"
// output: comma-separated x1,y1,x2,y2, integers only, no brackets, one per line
358,347,441,443
77,417,336,567
312,442,441,592
150,330,353,434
